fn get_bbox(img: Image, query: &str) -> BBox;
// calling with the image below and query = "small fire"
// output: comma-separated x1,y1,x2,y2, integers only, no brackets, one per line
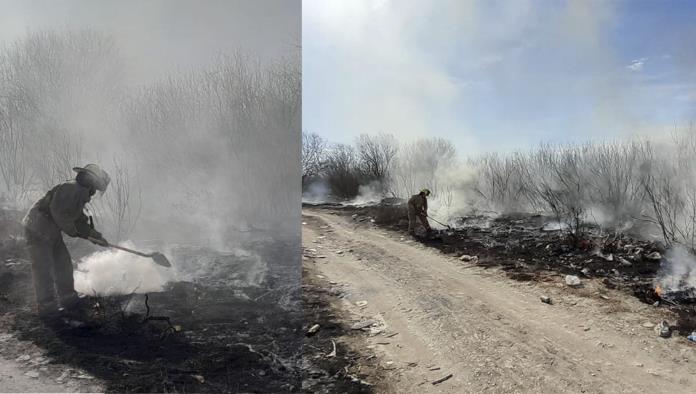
655,285,662,297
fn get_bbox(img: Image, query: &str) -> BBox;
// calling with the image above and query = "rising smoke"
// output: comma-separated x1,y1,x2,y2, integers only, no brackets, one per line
0,6,300,295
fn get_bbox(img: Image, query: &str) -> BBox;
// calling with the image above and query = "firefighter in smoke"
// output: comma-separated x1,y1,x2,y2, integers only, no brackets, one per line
23,164,110,321
408,188,432,235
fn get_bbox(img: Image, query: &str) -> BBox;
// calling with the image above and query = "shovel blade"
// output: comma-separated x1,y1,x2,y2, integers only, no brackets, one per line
151,252,172,267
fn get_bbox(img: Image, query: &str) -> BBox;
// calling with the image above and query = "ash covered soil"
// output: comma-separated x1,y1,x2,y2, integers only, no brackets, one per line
0,208,304,393
302,203,696,393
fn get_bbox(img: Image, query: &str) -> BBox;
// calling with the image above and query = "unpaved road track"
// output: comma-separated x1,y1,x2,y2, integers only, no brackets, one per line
0,357,69,393
303,208,696,394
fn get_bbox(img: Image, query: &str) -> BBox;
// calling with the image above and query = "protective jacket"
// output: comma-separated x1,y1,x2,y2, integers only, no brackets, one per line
23,181,99,241
408,193,428,213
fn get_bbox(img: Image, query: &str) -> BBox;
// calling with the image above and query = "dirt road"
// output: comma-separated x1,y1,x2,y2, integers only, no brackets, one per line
302,208,696,393
0,356,77,393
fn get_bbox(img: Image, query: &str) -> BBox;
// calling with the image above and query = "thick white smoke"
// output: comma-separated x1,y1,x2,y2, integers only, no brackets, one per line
74,241,176,296
657,246,696,292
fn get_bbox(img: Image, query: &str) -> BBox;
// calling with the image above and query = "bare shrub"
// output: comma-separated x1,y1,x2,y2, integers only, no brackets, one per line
391,137,456,198
470,152,528,212
91,157,142,242
0,101,31,206
323,144,362,199
302,132,327,190
355,133,398,194
638,131,696,250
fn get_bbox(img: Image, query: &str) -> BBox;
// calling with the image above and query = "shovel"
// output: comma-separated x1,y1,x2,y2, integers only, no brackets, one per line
426,215,453,230
89,238,172,267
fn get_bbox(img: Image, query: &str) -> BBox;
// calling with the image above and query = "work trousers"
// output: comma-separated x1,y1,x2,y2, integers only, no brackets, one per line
407,204,430,233
25,229,78,313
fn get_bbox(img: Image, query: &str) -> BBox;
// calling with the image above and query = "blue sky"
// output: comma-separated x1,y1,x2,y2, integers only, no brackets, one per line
303,0,696,155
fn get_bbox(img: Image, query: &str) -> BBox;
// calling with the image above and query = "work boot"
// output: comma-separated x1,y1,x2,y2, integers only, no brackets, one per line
37,301,61,323
59,296,97,329
59,292,84,309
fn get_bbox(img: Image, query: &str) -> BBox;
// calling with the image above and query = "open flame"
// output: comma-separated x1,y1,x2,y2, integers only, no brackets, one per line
655,285,663,297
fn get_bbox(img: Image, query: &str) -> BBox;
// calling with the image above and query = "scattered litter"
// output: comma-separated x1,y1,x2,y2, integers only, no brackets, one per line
599,295,610,300
348,374,373,386
76,374,94,380
376,342,390,345
687,332,696,343
192,374,205,384
369,326,385,336
459,254,479,263
641,322,654,329
429,366,441,371
432,373,453,385
327,340,337,357
655,320,671,338
646,252,662,261
540,295,552,304
307,324,321,336
356,300,368,307
565,275,581,287
385,332,399,338
351,319,378,330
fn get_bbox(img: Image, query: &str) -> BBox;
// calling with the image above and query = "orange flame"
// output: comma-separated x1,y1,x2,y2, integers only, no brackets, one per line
655,285,662,297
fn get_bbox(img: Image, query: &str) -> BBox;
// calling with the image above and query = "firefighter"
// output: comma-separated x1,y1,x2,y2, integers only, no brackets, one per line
408,188,432,235
22,164,110,321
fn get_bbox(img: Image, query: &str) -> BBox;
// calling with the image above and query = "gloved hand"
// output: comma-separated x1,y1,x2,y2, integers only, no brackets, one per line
90,237,109,247
88,230,108,247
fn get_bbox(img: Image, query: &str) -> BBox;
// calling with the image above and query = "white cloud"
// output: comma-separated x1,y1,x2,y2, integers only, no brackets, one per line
627,57,647,72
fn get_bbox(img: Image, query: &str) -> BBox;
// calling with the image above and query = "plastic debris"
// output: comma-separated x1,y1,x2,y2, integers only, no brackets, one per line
656,320,671,338
565,275,581,287
351,319,377,330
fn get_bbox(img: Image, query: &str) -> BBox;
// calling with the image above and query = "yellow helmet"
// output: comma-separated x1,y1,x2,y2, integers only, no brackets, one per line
420,188,431,196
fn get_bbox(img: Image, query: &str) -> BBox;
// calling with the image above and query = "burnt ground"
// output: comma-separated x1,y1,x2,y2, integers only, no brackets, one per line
301,263,387,393
0,208,304,393
303,202,696,336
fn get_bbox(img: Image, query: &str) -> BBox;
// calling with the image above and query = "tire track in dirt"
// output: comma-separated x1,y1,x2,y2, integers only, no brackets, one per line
303,208,696,393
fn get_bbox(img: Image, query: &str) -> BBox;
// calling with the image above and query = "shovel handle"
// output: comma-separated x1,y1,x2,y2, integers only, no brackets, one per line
426,215,451,229
108,243,153,257
89,237,151,257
